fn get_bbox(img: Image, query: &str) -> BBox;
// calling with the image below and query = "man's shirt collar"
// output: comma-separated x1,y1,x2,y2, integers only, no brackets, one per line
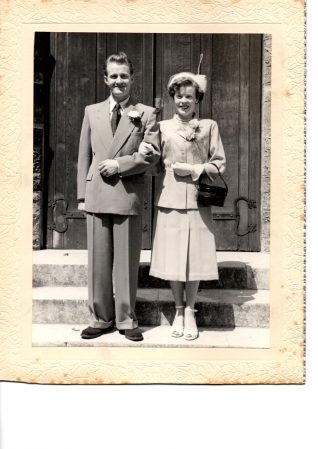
109,96,130,113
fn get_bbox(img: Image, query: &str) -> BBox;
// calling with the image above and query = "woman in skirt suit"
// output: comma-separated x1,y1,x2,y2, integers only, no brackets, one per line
140,72,226,340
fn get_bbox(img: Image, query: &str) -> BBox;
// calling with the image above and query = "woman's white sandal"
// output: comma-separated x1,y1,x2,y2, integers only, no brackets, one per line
184,307,199,341
171,305,185,338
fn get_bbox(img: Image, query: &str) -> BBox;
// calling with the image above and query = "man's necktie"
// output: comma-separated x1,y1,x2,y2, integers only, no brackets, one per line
111,103,121,135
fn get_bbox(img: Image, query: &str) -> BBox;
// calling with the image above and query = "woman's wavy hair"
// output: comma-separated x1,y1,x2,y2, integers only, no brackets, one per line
168,78,204,103
103,52,134,76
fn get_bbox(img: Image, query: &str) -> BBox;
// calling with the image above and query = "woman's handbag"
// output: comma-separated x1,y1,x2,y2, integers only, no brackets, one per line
197,163,228,207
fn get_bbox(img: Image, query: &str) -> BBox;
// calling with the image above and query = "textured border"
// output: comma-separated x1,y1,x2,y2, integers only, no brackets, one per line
0,0,304,384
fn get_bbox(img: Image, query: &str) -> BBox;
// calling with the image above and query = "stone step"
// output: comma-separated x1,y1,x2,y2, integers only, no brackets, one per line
32,323,270,348
33,287,270,328
33,250,270,290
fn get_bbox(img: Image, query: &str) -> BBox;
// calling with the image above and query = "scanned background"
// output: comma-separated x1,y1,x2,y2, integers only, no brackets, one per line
0,0,304,384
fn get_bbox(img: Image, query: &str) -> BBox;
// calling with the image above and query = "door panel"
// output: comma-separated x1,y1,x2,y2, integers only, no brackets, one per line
43,32,262,251
210,34,240,250
238,34,250,251
155,34,201,122
64,33,97,249
248,35,262,251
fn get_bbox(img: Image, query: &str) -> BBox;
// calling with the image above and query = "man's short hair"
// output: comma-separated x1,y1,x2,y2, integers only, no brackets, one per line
103,52,134,76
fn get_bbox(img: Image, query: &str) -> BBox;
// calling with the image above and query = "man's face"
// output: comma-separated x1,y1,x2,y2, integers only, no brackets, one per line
104,62,133,102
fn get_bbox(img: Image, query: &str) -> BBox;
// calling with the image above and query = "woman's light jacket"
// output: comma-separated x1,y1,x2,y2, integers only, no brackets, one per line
154,115,226,210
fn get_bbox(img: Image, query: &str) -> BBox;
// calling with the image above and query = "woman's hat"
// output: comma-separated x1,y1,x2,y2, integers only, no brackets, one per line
167,72,207,93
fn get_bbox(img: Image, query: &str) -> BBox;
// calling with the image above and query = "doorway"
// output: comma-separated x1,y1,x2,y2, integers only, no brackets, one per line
39,32,262,251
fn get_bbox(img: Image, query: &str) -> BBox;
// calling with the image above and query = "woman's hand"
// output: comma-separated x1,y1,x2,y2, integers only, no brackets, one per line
138,141,155,156
171,162,193,177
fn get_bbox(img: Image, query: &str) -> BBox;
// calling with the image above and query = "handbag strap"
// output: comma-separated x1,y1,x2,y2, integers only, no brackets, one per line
193,140,228,193
199,163,228,194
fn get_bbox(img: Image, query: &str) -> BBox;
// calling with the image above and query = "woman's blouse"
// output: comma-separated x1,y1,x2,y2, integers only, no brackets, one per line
154,114,226,210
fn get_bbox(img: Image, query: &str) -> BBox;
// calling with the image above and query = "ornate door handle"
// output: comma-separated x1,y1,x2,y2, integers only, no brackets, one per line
48,197,86,233
234,196,257,236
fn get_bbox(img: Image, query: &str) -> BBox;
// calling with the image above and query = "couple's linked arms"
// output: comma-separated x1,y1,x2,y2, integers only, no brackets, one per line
99,141,157,177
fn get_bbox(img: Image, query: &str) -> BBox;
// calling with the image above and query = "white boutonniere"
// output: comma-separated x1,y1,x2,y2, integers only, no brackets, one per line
185,118,200,141
128,110,142,123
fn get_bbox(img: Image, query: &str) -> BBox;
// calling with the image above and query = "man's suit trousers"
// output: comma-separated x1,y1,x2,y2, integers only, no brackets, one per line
86,213,142,330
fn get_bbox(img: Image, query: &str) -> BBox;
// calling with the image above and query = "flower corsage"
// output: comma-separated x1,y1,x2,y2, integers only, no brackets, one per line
128,110,142,124
185,118,200,141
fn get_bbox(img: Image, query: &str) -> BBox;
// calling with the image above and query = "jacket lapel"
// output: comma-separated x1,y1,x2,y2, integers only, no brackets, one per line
93,98,142,158
109,100,140,158
93,99,113,153
174,118,189,142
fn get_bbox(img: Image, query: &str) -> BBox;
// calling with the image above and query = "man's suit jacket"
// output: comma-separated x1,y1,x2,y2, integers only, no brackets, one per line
77,97,160,215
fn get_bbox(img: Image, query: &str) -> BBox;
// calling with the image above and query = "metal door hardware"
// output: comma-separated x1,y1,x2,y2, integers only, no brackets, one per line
234,196,257,236
48,197,86,233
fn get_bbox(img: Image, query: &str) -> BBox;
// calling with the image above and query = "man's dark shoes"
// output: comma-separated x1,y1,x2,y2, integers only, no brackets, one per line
81,323,114,339
119,328,144,342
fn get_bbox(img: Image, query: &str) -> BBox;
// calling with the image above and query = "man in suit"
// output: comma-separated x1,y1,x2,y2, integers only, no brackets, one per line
77,52,160,341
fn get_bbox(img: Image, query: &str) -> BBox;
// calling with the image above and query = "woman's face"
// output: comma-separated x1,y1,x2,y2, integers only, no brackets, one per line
174,85,197,120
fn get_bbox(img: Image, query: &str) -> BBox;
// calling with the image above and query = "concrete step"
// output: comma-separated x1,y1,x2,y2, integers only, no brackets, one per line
33,250,270,290
32,324,270,348
33,287,270,328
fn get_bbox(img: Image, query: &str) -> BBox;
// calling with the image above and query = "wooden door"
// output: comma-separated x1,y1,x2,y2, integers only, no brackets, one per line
155,34,262,251
42,33,262,251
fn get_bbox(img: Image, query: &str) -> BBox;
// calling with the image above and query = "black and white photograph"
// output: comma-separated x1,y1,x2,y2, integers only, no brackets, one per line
32,32,271,349
0,0,305,390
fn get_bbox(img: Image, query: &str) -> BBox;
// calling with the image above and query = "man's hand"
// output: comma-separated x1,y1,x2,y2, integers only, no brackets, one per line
138,141,155,156
171,162,193,177
78,201,86,213
98,159,119,177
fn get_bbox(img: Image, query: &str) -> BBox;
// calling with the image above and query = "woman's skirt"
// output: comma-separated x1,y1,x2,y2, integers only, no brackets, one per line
150,207,219,282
